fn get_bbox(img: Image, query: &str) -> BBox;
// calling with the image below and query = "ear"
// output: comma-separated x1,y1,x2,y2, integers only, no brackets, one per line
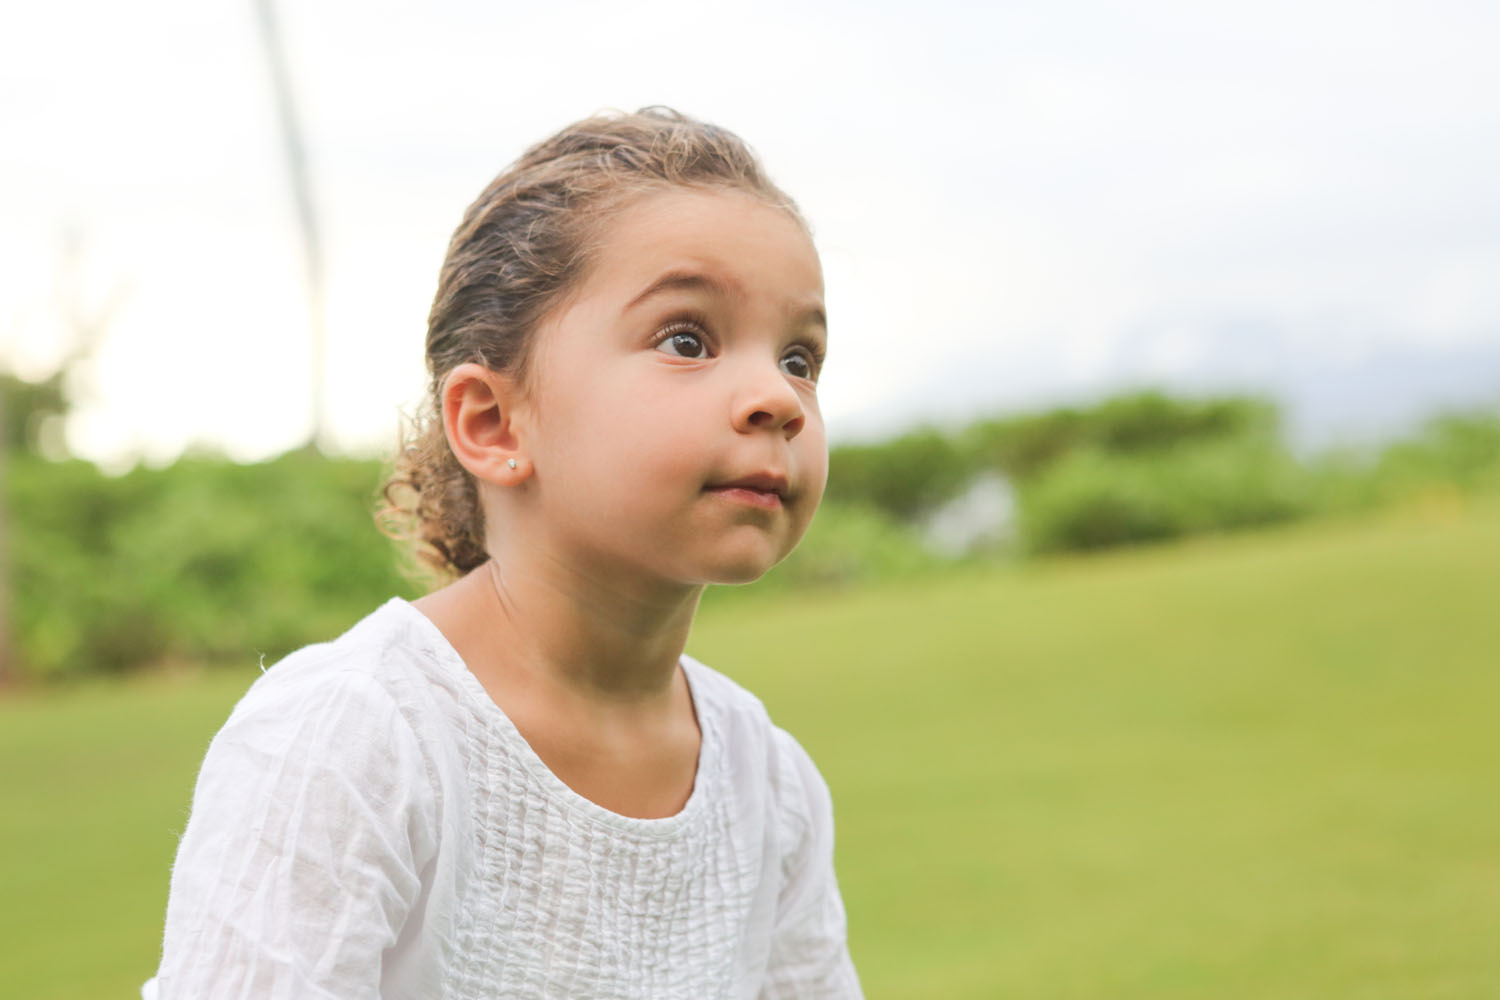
440,363,532,486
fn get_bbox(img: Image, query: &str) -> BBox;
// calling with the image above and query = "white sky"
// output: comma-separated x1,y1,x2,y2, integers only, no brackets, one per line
3,0,1498,466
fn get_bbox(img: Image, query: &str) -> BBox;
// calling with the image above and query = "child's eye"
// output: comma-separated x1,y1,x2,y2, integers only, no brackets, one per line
780,346,822,382
654,327,708,358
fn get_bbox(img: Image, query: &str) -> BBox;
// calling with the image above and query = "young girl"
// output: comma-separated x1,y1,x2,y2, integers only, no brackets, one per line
145,108,861,998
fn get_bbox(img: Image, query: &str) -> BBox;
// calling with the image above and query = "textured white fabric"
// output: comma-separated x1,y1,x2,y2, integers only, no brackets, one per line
145,598,860,999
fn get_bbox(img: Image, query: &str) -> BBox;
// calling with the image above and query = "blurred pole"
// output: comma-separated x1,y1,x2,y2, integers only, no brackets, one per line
252,0,328,453
0,381,9,689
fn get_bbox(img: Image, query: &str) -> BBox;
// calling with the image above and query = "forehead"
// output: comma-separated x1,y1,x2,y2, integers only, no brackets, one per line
584,187,824,303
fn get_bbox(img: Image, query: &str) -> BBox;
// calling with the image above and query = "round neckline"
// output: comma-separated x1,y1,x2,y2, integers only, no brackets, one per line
389,596,715,839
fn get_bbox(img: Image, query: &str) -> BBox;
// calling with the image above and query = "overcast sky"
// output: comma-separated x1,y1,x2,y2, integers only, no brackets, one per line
3,0,1498,466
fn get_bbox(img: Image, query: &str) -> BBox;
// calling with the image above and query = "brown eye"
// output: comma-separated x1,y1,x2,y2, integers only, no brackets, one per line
780,350,815,380
656,331,707,358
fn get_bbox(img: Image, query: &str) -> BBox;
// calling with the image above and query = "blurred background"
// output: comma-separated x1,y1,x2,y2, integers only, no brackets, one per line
2,1,1497,997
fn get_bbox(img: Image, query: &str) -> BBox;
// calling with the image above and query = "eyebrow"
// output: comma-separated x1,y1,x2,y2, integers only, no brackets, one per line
625,269,827,329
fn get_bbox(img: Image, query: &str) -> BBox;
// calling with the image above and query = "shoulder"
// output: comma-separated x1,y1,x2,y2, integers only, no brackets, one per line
679,652,773,733
213,599,460,796
681,661,856,991
235,598,456,726
157,607,452,996
680,654,834,845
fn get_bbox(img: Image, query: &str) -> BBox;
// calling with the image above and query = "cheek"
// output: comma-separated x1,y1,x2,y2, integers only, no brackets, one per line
810,450,830,500
801,411,831,494
607,383,696,450
549,389,708,496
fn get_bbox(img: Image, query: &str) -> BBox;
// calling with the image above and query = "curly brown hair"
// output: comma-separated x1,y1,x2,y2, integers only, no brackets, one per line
378,107,806,582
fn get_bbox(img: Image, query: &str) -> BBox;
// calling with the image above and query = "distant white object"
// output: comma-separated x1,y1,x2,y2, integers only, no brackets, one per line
923,471,1016,557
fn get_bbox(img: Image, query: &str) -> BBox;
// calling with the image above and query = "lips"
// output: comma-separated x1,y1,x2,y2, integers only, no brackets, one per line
708,472,789,498
705,472,790,510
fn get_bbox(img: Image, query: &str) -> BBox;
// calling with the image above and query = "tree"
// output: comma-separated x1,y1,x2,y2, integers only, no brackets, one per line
0,228,123,688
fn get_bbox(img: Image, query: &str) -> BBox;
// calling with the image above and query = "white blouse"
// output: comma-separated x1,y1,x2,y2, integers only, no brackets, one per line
145,598,861,999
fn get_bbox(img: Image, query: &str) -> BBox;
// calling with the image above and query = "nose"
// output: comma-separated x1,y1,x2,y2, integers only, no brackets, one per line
732,362,806,439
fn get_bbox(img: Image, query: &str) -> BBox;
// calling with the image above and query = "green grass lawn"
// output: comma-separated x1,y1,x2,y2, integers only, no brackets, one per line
3,500,1497,998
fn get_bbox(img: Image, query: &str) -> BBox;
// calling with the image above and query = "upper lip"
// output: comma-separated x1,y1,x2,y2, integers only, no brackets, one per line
710,472,790,498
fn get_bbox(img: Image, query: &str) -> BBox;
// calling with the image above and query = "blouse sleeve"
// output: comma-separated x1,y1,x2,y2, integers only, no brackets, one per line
760,728,863,1000
149,666,438,1000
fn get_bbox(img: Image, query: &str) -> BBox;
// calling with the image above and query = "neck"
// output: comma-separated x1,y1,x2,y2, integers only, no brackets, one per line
415,542,704,707
412,541,707,820
489,553,703,699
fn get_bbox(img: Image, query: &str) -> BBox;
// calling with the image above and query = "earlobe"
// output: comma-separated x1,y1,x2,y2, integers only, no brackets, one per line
441,363,530,485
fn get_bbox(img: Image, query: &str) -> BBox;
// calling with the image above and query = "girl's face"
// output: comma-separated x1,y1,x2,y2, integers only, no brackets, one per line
515,187,828,590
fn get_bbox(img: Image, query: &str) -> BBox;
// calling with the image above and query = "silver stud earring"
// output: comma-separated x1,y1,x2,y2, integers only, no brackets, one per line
507,459,518,469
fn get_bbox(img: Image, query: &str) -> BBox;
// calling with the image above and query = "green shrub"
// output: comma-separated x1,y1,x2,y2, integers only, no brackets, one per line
1017,438,1312,554
7,452,415,680
826,391,1283,527
1299,408,1500,517
1373,410,1500,496
8,397,1496,680
960,391,1279,482
825,429,971,521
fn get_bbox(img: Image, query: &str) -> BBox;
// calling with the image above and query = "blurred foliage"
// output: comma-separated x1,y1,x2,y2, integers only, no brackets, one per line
825,429,971,521
1372,409,1500,495
962,392,1279,481
2,371,67,454
3,389,1498,681
1017,438,1312,554
827,391,1281,521
8,450,416,680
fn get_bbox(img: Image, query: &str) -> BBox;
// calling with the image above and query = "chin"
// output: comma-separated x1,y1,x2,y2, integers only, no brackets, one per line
708,562,774,586
699,545,788,586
